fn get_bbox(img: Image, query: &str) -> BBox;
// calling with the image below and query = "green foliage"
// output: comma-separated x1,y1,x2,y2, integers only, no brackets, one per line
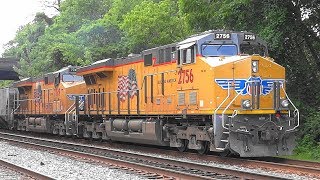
0,81,14,88
300,110,320,142
57,0,112,32
121,0,190,52
178,0,251,32
3,20,47,60
76,19,123,60
294,135,320,161
2,1,320,159
4,0,191,77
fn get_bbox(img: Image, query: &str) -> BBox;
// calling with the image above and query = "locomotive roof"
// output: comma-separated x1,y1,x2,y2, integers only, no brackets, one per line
177,30,268,54
77,52,146,76
76,58,115,76
13,66,79,87
178,33,211,46
142,43,177,54
13,77,33,87
178,30,262,44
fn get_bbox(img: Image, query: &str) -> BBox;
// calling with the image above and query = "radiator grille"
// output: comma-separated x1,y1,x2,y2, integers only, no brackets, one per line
178,92,185,105
189,92,197,105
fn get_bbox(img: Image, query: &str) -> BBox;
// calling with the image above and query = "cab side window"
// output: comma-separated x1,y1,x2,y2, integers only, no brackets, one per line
158,47,174,64
179,45,195,65
144,54,153,66
54,73,60,87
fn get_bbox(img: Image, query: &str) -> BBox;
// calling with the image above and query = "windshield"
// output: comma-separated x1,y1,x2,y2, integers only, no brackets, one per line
62,74,83,82
240,44,267,56
201,44,237,56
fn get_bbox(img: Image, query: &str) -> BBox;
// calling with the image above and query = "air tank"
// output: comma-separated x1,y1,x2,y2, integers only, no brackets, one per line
113,119,128,131
128,119,143,132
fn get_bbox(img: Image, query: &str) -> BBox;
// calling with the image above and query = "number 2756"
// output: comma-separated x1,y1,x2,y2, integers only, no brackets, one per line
178,69,194,84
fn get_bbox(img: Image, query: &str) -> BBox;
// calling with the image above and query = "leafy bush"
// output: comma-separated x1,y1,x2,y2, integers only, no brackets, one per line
294,135,320,160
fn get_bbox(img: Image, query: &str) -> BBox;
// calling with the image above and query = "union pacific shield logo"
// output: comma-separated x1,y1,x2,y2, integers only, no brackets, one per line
215,77,284,95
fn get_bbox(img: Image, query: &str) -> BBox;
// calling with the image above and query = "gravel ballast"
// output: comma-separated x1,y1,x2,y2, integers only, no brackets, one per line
0,165,23,180
0,141,143,180
0,132,317,180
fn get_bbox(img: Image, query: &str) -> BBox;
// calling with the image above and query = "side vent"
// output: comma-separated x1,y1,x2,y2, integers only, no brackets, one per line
189,92,197,105
96,72,107,78
178,92,185,106
84,75,96,85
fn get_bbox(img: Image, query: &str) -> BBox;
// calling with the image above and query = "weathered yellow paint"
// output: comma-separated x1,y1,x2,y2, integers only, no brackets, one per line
78,54,286,116
15,79,86,115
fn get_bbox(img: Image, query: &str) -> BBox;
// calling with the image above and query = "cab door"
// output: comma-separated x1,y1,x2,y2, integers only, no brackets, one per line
53,73,61,113
176,42,199,115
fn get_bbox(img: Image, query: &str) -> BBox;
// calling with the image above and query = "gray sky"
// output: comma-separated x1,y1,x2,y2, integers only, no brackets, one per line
0,0,58,56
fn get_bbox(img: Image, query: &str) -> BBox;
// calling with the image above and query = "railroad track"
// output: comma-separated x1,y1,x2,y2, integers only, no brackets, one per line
0,131,288,180
108,142,320,178
0,158,54,180
74,135,320,178
157,150,320,178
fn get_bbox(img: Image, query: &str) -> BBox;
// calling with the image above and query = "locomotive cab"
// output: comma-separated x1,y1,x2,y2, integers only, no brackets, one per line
13,66,86,134
175,31,298,156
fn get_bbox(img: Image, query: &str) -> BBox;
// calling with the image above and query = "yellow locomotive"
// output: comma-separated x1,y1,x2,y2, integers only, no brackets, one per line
9,30,299,157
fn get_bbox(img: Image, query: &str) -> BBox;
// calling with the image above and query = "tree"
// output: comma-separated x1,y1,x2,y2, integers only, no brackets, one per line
121,0,190,52
55,0,112,32
2,19,47,77
44,0,62,12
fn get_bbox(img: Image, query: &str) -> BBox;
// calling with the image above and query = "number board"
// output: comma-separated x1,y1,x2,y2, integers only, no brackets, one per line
214,33,231,40
69,67,77,72
244,34,256,41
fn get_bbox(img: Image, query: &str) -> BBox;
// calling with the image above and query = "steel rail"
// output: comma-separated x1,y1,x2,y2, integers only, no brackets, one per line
253,157,320,169
0,134,215,180
0,159,54,180
0,132,287,180
116,145,320,177
110,142,320,177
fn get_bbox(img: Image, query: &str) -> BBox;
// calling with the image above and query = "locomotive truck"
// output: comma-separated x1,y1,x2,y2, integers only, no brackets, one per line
0,30,299,157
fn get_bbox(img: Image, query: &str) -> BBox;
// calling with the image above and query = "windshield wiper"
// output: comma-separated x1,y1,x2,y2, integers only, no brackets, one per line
202,39,215,51
217,44,223,51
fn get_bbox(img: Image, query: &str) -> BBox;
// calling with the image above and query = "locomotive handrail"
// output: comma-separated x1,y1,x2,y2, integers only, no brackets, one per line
64,102,75,125
281,86,300,132
15,98,40,102
67,88,140,96
67,70,175,99
221,81,254,130
65,95,85,134
213,81,232,130
14,98,40,114
75,101,84,134
12,104,20,113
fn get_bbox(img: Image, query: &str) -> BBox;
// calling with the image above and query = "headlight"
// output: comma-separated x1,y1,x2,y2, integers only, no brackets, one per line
252,60,258,73
281,99,289,108
252,61,258,67
242,100,251,109
252,66,258,73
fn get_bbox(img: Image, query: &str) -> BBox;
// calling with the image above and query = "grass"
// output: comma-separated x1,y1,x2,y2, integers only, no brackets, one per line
282,135,320,162
281,153,320,163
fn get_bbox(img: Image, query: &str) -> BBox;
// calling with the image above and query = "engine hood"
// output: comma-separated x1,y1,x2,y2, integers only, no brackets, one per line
201,55,250,67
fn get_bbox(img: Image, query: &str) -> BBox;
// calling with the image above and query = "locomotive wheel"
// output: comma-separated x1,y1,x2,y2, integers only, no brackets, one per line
219,149,231,157
177,139,188,152
83,128,92,140
197,141,209,155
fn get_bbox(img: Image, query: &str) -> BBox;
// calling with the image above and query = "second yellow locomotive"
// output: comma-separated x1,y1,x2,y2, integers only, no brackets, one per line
10,30,299,157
